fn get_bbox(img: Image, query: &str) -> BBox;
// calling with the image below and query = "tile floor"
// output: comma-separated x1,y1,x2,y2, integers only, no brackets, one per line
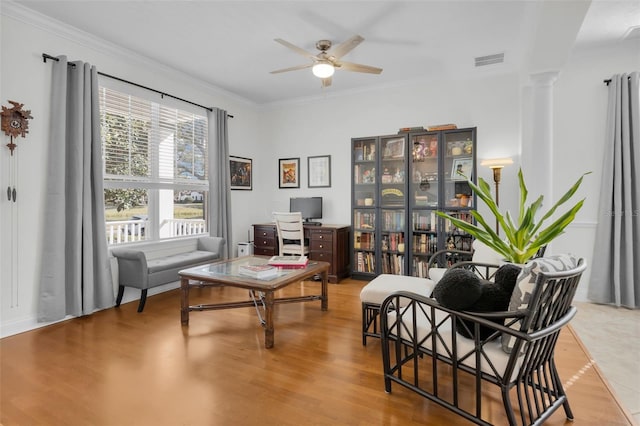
572,302,640,424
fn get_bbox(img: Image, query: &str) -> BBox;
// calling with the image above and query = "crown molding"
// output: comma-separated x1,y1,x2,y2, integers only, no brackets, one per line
1,1,255,108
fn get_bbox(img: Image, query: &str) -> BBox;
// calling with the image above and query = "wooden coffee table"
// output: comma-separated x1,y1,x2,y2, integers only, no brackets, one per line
179,256,330,349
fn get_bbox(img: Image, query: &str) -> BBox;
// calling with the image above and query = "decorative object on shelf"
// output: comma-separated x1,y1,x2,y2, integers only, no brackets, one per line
2,100,33,155
229,156,252,190
480,157,514,231
436,168,590,264
398,126,425,134
451,157,473,181
427,123,457,131
278,157,300,188
307,155,331,188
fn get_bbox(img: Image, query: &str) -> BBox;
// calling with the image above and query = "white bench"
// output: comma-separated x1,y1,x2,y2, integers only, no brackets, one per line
111,236,225,312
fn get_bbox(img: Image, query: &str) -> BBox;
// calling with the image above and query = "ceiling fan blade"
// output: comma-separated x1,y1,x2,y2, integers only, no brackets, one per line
270,64,313,74
274,38,317,59
329,35,364,59
338,61,383,74
321,77,332,88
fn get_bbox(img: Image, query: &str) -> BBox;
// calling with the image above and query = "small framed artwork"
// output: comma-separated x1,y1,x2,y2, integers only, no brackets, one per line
451,157,473,181
308,155,331,188
278,157,300,188
229,156,252,190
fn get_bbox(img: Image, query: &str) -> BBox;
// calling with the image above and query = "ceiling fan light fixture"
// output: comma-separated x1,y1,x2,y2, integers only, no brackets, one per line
312,61,335,78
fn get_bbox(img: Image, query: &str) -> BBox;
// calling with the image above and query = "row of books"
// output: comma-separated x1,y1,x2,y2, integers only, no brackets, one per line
412,259,430,278
381,253,405,275
381,210,405,231
412,211,437,231
238,256,309,280
381,232,404,252
411,233,438,254
353,211,375,229
355,251,375,273
353,231,375,250
354,142,376,162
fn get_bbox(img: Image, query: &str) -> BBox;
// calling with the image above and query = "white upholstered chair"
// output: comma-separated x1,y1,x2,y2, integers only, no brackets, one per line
272,211,309,256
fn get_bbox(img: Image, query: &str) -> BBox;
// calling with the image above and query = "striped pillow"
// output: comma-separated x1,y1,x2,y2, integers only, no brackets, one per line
502,254,579,354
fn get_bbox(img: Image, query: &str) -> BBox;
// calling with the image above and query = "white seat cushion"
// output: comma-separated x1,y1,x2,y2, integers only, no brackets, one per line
387,306,521,381
360,274,435,305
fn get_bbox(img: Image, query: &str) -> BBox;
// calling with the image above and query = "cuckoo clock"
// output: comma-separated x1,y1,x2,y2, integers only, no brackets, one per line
2,100,33,154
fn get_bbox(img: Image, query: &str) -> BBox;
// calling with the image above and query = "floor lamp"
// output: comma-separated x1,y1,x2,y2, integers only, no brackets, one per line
480,158,513,234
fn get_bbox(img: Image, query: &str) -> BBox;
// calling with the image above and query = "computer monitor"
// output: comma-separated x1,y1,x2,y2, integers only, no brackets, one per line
290,197,323,224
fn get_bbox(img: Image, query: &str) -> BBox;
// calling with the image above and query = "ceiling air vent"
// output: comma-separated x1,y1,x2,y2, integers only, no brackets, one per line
475,53,504,67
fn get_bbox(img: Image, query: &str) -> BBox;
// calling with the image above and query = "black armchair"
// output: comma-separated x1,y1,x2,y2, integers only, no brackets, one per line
380,255,586,425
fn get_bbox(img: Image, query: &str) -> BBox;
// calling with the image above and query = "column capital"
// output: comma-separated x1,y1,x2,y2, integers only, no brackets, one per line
529,71,559,88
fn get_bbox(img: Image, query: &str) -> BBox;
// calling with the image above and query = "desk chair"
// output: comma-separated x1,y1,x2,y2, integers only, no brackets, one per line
272,211,309,256
250,212,310,323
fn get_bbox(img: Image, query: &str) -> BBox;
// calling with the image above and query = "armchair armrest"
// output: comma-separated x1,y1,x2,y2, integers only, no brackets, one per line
110,248,149,289
197,236,225,257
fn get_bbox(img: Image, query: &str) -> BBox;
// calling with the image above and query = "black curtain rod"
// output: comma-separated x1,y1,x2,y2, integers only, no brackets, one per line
604,76,632,86
42,53,233,118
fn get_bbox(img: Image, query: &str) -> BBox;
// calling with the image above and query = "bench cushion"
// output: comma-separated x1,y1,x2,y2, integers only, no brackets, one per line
147,250,218,273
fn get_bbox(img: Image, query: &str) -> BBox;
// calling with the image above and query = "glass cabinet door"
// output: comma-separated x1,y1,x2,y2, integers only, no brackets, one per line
353,138,377,207
380,208,405,275
379,135,407,208
409,133,439,277
353,208,376,274
443,129,475,209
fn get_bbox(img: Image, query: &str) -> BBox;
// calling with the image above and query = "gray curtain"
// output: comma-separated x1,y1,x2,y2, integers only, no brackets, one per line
207,108,232,258
589,72,640,308
38,56,114,322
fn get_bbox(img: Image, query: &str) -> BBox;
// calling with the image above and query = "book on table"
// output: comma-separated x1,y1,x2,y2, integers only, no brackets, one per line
238,264,279,279
268,255,309,268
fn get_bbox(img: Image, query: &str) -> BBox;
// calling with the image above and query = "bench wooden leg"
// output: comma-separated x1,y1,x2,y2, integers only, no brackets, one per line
137,289,148,313
115,285,125,307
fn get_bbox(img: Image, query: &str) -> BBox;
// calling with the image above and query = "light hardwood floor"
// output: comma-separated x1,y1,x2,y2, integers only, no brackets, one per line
1,279,634,425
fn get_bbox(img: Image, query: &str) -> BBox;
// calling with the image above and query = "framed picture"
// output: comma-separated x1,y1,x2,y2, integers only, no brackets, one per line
451,157,473,181
307,155,331,188
278,157,300,188
229,156,252,190
383,137,405,159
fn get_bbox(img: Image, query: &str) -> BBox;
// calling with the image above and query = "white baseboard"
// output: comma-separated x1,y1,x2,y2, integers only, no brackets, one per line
0,281,181,339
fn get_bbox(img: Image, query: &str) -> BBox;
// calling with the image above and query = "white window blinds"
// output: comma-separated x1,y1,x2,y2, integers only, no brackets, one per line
99,87,208,190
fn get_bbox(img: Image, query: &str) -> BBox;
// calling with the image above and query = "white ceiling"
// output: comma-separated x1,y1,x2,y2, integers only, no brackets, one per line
12,0,640,105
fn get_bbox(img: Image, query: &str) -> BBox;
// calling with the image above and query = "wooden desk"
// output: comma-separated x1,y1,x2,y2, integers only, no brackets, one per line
253,223,350,283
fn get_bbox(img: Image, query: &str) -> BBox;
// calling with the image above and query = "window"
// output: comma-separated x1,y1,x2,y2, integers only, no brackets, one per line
100,87,208,245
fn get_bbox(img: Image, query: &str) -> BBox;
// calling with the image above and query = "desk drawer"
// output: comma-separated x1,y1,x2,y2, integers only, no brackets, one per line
254,246,276,256
255,226,276,239
309,229,333,243
310,239,331,252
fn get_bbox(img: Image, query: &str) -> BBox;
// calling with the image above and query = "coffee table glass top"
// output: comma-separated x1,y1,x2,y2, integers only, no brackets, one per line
179,256,310,282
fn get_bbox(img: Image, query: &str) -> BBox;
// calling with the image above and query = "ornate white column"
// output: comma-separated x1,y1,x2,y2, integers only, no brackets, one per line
521,71,559,206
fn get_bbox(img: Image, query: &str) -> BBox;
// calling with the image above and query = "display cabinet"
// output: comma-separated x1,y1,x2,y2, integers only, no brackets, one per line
351,127,476,279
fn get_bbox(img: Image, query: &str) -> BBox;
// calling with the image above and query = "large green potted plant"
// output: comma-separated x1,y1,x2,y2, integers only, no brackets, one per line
436,169,590,264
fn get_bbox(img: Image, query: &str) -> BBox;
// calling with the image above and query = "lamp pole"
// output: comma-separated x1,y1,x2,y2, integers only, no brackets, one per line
481,157,513,235
490,166,503,234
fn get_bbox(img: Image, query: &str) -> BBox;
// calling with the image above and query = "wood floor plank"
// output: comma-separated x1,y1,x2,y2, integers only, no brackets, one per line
0,279,632,425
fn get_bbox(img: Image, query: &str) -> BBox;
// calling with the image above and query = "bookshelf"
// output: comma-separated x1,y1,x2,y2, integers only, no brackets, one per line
351,128,476,279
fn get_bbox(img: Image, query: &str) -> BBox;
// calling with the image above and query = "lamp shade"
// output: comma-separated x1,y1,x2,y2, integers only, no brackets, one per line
480,157,513,169
312,61,335,78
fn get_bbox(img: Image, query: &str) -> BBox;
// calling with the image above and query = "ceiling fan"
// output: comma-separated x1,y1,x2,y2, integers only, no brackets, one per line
270,35,383,87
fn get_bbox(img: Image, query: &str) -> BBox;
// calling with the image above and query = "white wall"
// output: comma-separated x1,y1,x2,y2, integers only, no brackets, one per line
1,4,637,336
